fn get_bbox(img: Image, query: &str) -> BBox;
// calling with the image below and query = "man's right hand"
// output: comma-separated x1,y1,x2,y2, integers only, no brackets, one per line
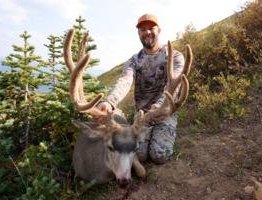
95,101,113,123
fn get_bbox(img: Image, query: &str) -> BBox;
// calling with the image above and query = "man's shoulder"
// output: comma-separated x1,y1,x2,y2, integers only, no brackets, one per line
126,49,144,64
123,50,143,69
132,49,144,60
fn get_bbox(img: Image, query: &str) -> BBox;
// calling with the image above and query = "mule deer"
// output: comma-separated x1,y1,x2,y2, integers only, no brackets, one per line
63,29,192,185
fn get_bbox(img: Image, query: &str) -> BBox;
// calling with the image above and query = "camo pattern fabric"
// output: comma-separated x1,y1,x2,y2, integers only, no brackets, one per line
136,115,177,163
106,44,185,112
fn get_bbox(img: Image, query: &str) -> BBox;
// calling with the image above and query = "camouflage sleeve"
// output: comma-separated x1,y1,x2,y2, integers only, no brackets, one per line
151,50,185,108
106,57,135,109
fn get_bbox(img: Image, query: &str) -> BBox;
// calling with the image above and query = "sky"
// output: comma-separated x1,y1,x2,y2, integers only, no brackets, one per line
0,0,250,76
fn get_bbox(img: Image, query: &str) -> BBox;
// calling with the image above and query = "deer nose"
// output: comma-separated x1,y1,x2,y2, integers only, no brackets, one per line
117,178,131,186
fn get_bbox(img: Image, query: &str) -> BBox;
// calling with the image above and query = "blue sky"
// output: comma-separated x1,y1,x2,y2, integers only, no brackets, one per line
0,0,250,76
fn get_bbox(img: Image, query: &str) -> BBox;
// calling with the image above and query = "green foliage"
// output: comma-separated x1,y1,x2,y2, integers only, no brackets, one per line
0,141,67,199
0,31,46,149
0,137,14,161
71,16,99,66
3,141,70,199
172,2,262,131
193,74,250,126
176,21,245,79
44,35,63,87
234,2,262,64
60,180,117,200
251,73,262,90
17,175,60,200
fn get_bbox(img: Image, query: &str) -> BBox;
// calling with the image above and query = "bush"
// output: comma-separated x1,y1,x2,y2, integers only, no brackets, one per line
193,74,250,126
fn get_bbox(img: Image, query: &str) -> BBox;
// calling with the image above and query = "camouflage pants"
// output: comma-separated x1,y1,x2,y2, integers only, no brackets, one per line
136,115,177,164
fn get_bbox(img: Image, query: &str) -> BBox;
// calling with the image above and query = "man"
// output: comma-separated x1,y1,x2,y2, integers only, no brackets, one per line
97,14,185,164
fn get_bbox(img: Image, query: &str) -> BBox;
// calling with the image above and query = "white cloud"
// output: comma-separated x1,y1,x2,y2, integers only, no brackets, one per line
31,0,88,19
0,0,28,23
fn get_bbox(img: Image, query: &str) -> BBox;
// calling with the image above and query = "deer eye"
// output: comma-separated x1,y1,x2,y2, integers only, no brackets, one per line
134,144,140,152
107,145,115,152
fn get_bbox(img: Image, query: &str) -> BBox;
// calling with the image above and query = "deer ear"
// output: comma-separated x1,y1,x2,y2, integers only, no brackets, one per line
72,120,90,129
72,120,109,139
72,119,105,130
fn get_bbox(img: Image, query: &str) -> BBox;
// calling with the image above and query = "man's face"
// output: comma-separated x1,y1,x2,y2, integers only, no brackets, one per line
138,22,161,49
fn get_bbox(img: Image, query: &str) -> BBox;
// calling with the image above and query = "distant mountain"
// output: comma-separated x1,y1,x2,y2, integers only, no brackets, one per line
0,65,10,72
38,85,51,93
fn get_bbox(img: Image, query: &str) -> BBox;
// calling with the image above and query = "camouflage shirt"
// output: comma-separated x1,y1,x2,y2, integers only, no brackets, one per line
106,45,185,112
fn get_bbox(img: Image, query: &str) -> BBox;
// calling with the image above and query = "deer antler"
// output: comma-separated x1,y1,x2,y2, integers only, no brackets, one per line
142,41,192,124
64,29,107,117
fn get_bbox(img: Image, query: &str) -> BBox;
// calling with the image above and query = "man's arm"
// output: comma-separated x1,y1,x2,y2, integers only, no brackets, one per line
105,57,135,109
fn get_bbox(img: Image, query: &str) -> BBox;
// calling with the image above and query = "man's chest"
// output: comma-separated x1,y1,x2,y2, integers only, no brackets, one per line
135,56,167,83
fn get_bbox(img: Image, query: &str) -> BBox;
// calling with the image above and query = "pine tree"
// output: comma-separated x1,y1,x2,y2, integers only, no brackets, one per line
72,15,99,65
0,31,45,148
44,35,63,87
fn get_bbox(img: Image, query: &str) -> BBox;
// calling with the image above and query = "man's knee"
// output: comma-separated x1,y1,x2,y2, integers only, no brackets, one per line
149,144,174,164
149,124,176,164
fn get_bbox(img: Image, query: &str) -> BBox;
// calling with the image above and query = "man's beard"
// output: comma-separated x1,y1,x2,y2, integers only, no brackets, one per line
140,36,157,49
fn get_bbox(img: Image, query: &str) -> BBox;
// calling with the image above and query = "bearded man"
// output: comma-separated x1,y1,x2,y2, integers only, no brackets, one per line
97,14,185,164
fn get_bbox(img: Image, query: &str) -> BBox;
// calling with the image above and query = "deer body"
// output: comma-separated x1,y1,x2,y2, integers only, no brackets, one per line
63,29,192,185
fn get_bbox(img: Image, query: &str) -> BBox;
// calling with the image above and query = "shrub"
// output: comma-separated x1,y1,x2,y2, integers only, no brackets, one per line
193,74,250,126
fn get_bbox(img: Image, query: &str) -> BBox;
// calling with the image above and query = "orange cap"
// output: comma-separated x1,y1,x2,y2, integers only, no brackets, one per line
136,14,159,28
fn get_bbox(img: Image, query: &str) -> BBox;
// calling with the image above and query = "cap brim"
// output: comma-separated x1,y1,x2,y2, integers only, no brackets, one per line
136,20,158,28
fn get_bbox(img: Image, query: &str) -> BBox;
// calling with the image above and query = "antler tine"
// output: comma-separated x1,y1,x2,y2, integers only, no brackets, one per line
78,32,89,61
64,29,75,73
77,31,89,103
172,75,189,110
182,44,193,76
132,110,145,133
64,29,107,117
69,55,104,110
166,40,174,87
166,41,185,97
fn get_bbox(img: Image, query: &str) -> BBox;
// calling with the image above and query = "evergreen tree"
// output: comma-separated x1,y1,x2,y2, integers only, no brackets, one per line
44,35,63,87
0,31,45,148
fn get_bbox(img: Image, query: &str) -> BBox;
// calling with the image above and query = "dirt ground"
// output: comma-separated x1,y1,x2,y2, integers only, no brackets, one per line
106,89,262,200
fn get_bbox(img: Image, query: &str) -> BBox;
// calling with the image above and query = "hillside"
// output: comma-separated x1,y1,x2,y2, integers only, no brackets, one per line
94,2,262,200
106,85,262,200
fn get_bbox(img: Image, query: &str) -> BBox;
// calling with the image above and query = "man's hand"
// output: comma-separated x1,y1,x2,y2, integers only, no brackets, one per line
149,103,161,110
95,101,113,123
